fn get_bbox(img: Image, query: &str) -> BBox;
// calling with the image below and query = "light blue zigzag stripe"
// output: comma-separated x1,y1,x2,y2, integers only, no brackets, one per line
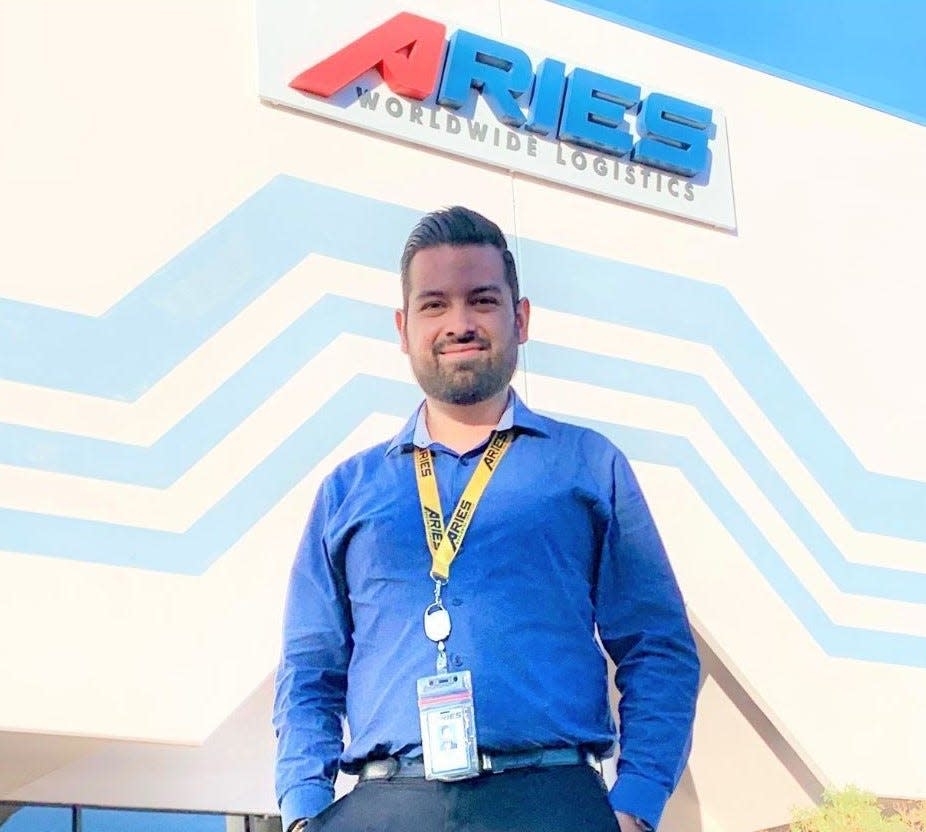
517,239,926,543
0,296,394,485
580,416,926,670
2,297,925,605
1,175,923,541
1,373,922,667
0,176,419,401
0,377,418,572
529,341,926,605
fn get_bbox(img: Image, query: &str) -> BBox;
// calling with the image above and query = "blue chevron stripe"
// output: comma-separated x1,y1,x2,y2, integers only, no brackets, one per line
0,177,418,400
1,373,923,667
2,175,922,543
0,376,418,571
0,296,394,485
518,239,926,543
2,299,925,605
529,341,926,605
583,417,926,669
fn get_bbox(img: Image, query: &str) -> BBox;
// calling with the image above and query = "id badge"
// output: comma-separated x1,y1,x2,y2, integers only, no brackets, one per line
416,670,480,781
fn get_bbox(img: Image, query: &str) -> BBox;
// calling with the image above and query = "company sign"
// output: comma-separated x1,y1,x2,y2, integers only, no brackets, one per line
258,5,736,229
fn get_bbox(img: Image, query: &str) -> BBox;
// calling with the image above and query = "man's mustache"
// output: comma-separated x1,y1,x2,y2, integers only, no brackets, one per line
433,333,490,355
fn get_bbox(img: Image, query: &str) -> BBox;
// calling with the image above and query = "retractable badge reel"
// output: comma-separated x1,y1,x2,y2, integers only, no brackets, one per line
424,581,452,670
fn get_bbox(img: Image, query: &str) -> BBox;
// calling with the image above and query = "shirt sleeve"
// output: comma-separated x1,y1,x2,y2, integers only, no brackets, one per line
273,477,352,831
594,449,700,831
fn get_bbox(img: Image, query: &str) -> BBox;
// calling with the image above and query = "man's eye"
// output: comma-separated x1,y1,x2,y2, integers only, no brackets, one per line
474,296,499,305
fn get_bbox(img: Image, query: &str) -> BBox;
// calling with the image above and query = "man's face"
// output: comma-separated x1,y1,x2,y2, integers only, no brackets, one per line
395,244,530,406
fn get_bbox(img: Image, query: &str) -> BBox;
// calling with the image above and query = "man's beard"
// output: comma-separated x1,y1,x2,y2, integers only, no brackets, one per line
411,335,518,406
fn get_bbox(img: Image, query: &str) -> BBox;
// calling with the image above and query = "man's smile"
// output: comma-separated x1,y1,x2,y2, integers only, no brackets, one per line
440,345,486,356
436,339,490,358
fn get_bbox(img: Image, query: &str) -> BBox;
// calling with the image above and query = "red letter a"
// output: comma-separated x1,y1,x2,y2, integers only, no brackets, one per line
290,12,446,100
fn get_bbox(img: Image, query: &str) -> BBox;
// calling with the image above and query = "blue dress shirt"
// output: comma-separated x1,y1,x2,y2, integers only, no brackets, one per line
274,392,699,831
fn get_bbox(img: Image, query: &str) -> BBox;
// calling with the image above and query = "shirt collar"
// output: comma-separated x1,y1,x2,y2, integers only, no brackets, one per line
385,389,548,455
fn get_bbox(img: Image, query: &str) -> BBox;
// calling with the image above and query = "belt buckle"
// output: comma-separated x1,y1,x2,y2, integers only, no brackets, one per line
365,757,399,780
585,751,603,775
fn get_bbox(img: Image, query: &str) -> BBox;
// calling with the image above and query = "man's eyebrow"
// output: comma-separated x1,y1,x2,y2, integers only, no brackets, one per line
413,289,447,301
412,286,502,302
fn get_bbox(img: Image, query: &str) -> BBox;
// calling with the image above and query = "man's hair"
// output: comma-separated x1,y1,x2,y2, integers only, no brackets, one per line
400,206,519,309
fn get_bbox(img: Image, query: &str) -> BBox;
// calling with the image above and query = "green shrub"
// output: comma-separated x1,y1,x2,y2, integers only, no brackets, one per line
791,788,913,832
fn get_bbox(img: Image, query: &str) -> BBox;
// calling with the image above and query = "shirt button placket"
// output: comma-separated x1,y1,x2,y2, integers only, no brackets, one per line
451,454,469,505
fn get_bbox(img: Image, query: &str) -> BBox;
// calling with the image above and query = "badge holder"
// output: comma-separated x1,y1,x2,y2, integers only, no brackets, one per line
417,669,480,781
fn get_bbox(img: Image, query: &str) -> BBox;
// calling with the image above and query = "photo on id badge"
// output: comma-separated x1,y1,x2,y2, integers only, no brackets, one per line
427,709,469,773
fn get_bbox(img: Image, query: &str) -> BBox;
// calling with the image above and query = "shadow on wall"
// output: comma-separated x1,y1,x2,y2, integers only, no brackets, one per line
662,768,702,832
607,628,825,831
693,629,825,802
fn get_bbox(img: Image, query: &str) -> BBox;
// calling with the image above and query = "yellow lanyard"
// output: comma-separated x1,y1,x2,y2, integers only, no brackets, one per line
414,430,514,582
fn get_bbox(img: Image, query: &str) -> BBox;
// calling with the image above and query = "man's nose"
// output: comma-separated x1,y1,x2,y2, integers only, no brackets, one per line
443,302,477,338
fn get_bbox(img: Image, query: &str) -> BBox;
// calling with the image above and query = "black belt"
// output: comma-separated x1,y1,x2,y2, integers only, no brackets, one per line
358,747,597,781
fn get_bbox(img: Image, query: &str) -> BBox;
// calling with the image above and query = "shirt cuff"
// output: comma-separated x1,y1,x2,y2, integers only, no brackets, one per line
280,782,334,832
608,773,670,832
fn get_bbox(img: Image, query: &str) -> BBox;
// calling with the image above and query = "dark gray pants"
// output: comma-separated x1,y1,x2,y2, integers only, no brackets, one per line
307,765,620,832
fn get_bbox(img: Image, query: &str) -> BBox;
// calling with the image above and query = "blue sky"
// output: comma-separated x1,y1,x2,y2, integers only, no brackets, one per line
549,0,926,126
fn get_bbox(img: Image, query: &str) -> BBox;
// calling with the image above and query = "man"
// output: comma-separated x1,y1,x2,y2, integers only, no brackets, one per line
274,207,700,832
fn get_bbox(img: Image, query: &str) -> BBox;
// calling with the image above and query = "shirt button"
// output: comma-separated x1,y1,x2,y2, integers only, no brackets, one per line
459,457,470,467
452,655,464,668
451,598,463,607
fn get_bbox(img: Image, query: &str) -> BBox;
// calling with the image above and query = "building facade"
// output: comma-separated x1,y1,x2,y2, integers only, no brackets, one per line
2,2,925,830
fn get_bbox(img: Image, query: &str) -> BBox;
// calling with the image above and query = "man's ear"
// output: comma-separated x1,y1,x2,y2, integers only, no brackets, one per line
395,308,409,354
515,297,530,345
